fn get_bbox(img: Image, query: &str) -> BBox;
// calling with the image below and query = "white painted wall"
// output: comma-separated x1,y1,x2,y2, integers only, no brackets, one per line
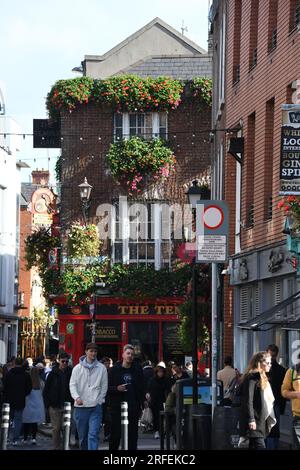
0,115,21,362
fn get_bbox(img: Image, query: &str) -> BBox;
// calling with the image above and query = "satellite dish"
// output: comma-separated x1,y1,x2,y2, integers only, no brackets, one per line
0,88,5,115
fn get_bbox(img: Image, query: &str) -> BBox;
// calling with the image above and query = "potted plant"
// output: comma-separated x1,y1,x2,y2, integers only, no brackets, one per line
107,137,176,193
278,195,300,236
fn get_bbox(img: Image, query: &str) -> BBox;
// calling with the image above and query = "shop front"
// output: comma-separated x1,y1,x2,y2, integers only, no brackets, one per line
56,297,185,365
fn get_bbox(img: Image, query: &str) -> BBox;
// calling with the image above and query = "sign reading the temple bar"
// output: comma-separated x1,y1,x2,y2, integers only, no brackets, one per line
85,320,122,342
280,105,300,194
33,119,61,148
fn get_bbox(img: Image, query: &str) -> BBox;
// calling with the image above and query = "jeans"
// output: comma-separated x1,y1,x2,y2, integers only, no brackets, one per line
49,407,64,450
74,404,102,450
10,409,23,442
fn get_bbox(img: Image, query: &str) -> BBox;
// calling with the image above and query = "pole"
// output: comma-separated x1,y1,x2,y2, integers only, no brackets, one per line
0,403,10,450
121,401,128,450
63,402,72,450
91,294,96,343
192,260,198,406
211,262,218,418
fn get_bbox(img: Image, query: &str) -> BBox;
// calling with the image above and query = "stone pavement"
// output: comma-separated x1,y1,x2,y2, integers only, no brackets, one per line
5,423,161,451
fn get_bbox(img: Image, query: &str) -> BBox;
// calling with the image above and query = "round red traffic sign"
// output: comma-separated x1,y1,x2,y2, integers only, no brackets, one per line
203,205,224,229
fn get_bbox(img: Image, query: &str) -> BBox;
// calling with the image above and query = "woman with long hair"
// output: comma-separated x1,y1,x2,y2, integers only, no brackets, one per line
22,366,45,444
239,351,276,449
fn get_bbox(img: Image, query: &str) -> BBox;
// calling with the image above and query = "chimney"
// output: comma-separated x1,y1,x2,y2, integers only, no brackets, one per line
31,168,50,186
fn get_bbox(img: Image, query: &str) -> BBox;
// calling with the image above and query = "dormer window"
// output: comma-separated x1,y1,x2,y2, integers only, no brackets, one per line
114,112,167,141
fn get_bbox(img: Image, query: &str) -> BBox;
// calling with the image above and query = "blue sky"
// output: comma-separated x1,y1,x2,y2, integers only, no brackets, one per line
1,0,210,182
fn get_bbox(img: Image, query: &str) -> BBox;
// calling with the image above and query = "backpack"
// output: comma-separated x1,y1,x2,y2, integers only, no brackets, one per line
224,377,243,407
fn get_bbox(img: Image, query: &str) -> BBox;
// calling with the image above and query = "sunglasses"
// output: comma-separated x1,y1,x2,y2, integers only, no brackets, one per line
60,360,69,363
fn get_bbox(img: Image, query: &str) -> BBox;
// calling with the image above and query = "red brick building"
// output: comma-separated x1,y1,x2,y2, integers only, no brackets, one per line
53,18,212,364
211,1,300,372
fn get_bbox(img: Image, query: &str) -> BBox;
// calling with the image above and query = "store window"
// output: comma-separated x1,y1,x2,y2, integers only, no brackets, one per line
128,322,158,364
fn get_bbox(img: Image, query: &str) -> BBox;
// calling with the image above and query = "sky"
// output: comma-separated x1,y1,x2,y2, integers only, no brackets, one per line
1,0,210,183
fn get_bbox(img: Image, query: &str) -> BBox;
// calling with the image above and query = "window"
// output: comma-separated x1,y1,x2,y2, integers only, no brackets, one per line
112,199,172,268
249,0,259,70
232,0,242,85
114,112,168,141
244,113,256,228
239,284,260,322
290,0,300,31
264,98,275,220
268,0,278,53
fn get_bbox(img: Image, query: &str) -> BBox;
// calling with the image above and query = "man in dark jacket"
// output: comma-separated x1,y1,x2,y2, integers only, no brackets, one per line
3,357,32,445
43,351,73,450
108,344,144,450
266,344,286,450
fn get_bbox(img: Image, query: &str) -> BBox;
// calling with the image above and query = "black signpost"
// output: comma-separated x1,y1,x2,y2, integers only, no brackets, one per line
33,119,61,148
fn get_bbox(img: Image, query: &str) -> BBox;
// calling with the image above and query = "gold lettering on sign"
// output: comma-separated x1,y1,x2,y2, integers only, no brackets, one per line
118,305,179,315
119,306,128,315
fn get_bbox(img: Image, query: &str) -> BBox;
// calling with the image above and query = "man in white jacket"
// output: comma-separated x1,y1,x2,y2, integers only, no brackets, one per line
69,343,108,450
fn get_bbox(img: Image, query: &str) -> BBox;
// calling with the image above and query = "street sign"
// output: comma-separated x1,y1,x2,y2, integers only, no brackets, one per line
196,200,229,263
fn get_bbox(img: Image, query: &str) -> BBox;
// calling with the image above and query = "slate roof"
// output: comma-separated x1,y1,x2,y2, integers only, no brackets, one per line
120,55,212,80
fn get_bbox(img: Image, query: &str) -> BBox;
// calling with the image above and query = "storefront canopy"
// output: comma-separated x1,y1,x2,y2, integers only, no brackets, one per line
238,290,300,331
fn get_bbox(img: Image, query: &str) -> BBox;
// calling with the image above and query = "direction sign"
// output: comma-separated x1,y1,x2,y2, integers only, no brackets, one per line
196,200,229,263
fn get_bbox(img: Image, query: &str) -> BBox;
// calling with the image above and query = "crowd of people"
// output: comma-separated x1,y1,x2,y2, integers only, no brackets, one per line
216,344,300,450
0,344,193,450
1,341,299,451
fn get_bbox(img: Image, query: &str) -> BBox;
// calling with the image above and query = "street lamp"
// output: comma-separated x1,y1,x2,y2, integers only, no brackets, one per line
186,180,203,406
78,177,93,225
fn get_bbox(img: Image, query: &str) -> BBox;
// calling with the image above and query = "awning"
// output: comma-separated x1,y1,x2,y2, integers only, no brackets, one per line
238,290,300,331
282,317,300,331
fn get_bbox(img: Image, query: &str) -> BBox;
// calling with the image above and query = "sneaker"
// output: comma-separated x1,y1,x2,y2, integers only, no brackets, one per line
154,431,160,439
12,441,19,446
22,439,28,445
31,438,37,445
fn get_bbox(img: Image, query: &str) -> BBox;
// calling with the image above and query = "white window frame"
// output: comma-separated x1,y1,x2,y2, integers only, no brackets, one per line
114,112,168,141
111,200,172,269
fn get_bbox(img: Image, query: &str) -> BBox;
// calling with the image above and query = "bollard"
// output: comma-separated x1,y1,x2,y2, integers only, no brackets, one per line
1,403,10,450
121,401,128,450
63,402,72,451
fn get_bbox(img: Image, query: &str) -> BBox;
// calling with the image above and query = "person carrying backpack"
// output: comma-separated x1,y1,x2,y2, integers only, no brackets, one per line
281,353,300,449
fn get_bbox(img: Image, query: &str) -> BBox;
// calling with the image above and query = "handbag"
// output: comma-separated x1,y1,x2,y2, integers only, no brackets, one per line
140,405,153,426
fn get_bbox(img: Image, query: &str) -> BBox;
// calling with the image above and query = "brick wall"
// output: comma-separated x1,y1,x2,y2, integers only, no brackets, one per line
60,94,212,242
18,208,32,316
226,0,300,252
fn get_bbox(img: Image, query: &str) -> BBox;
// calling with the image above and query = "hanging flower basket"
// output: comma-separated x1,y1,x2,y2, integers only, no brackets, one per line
107,137,176,193
278,195,300,235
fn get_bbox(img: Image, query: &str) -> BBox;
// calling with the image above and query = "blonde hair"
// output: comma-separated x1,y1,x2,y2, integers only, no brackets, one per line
242,351,270,390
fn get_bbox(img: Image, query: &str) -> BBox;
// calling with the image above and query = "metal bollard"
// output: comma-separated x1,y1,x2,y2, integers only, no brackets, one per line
1,403,10,450
63,402,72,450
121,401,128,450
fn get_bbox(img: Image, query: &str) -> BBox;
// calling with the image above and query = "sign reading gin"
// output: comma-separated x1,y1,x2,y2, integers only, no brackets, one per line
280,105,300,195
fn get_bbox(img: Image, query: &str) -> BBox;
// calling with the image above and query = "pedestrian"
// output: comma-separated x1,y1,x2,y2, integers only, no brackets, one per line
142,360,154,389
22,366,45,445
69,343,107,450
101,357,113,442
217,356,237,396
146,364,170,439
265,344,286,450
108,344,144,450
3,357,32,445
238,351,276,449
43,351,73,450
170,362,189,387
281,352,300,449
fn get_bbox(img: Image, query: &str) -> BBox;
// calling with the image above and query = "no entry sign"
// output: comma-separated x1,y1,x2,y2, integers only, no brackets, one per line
196,201,229,263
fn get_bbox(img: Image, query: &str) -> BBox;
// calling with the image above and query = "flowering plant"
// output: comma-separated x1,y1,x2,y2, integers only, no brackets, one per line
278,195,300,232
107,137,176,192
67,223,101,258
46,75,183,119
190,78,212,107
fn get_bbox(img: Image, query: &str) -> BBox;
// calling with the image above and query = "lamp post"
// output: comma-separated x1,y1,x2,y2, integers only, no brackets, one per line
78,177,93,226
90,282,107,343
186,180,203,406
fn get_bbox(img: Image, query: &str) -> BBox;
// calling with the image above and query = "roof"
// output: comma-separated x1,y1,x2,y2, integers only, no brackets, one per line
21,183,41,205
85,17,207,63
120,55,212,80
